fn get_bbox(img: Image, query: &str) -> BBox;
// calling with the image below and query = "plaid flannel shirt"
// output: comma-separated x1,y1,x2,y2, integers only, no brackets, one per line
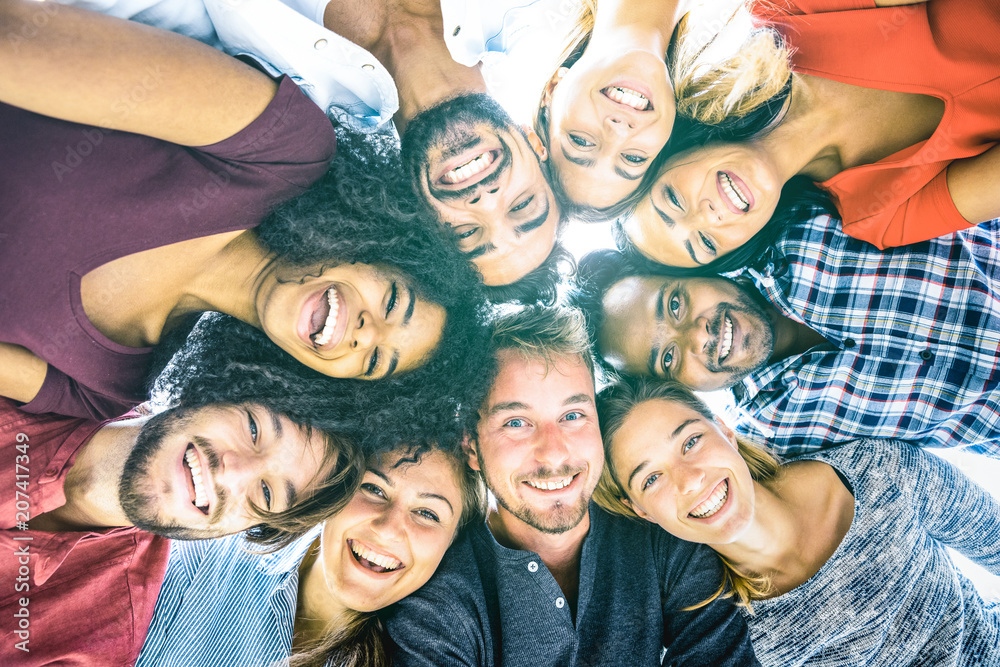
731,214,1000,456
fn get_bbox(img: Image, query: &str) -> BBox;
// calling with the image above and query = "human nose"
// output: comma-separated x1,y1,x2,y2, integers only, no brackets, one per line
671,314,713,358
672,460,706,497
351,310,384,351
698,196,723,223
533,422,571,467
467,184,501,211
216,448,261,504
605,114,633,135
369,502,406,542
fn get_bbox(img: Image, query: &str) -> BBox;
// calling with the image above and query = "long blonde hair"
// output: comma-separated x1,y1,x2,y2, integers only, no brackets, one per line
534,0,792,138
594,376,782,609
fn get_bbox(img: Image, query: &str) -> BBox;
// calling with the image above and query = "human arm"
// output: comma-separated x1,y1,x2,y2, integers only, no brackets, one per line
0,0,277,146
0,344,47,407
659,539,760,666
946,144,1000,226
888,441,1000,575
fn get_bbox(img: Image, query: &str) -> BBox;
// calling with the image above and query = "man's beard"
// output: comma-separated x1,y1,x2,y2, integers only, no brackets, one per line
118,407,222,540
478,455,591,535
402,93,520,204
701,295,776,389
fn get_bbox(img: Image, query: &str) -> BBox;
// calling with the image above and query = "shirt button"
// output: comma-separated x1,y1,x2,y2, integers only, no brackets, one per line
452,25,461,36
527,561,538,573
313,39,328,50
45,467,58,477
361,63,375,71
843,338,856,349
555,597,565,609
919,349,934,361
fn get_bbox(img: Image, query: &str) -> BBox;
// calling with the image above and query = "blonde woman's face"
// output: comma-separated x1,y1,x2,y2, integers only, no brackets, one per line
546,50,676,210
319,449,465,612
626,143,782,267
610,400,755,546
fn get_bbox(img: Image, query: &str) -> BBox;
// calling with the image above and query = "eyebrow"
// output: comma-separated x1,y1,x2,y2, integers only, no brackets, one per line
465,242,498,260
514,199,550,236
651,199,675,228
625,417,700,489
285,481,297,512
370,469,455,514
614,166,643,181
561,144,594,168
269,410,283,440
683,240,702,265
564,393,594,406
488,400,529,416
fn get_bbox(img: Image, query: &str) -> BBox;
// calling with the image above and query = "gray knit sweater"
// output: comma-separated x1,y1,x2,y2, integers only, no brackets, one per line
746,439,1000,666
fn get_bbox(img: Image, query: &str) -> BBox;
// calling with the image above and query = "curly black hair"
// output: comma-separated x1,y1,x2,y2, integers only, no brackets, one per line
154,130,496,456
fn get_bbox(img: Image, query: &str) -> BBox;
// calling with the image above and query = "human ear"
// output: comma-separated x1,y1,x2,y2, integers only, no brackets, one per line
541,67,569,109
521,125,548,162
462,436,481,472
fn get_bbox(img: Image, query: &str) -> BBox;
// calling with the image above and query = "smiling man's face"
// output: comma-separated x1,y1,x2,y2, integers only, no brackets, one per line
403,94,560,286
469,350,603,535
599,275,776,391
118,403,334,540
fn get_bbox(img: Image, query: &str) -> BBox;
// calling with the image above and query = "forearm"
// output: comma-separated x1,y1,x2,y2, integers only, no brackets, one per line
0,343,47,405
946,143,1000,225
0,0,277,146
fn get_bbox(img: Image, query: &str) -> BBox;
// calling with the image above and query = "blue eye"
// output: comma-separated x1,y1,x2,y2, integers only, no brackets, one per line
570,134,594,148
261,482,272,511
247,411,258,444
504,418,526,428
660,348,675,376
683,434,701,452
563,411,584,421
417,508,441,523
641,472,660,491
623,153,647,165
668,293,681,317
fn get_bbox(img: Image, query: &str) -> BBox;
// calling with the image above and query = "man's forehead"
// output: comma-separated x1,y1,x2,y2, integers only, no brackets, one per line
487,350,594,402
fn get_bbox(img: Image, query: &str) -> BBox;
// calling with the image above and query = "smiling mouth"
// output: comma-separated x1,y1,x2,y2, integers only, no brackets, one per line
183,444,210,515
602,86,651,111
439,149,500,187
689,480,729,519
309,286,346,350
524,474,576,491
349,539,403,573
719,314,734,363
718,172,750,213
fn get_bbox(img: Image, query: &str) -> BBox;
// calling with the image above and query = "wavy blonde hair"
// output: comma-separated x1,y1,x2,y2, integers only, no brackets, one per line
594,376,782,609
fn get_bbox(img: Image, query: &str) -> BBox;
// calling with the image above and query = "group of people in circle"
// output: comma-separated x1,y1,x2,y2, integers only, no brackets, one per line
2,0,999,665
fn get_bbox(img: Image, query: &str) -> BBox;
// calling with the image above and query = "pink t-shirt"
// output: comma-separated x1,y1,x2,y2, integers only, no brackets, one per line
0,76,336,419
0,397,171,666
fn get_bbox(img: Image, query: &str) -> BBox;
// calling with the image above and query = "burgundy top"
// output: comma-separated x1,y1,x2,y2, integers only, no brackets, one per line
0,76,336,419
0,397,171,666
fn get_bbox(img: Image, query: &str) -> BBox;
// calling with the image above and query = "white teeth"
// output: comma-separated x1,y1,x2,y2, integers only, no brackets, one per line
605,86,650,110
719,315,733,362
690,480,729,519
526,477,572,491
720,172,750,212
442,151,495,184
184,447,209,511
313,287,340,347
350,541,402,571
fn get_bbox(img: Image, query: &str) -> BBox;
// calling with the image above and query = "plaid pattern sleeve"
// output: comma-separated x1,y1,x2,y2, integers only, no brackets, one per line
730,214,1000,456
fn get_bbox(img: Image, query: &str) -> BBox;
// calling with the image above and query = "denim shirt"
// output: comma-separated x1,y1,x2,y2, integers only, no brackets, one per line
57,0,563,132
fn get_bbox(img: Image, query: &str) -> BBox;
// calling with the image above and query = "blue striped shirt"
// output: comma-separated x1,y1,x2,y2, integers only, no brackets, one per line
136,526,321,667
732,214,1000,455
747,440,1000,666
